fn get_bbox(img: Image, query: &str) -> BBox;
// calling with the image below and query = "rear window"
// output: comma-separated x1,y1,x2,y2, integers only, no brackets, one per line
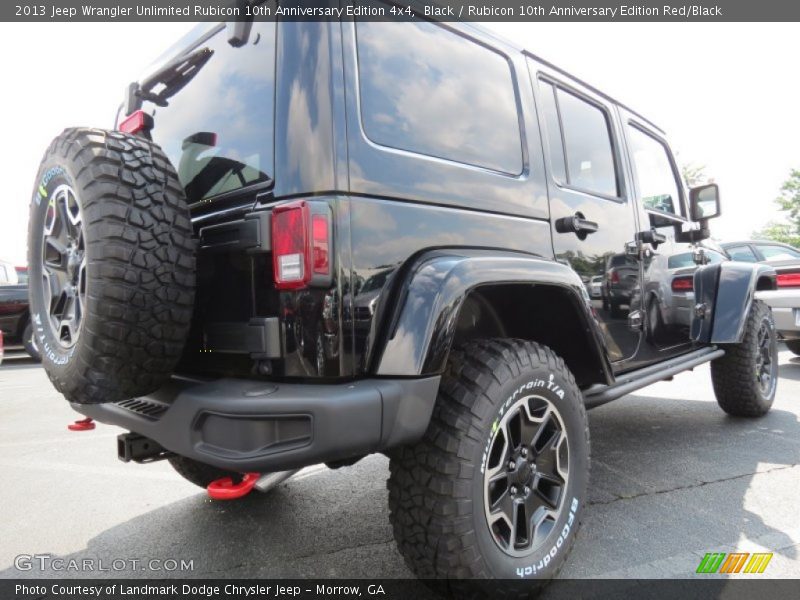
355,20,522,175
539,81,619,198
668,250,726,269
608,255,635,268
757,244,800,260
725,245,757,262
142,22,276,205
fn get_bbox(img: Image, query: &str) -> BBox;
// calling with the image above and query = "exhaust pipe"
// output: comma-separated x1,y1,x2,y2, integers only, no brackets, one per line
254,469,299,493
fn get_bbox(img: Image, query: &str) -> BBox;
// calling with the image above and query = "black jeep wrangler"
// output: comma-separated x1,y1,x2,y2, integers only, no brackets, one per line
27,17,778,587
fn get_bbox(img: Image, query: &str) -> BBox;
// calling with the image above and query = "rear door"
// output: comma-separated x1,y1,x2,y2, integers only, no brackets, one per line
528,60,643,365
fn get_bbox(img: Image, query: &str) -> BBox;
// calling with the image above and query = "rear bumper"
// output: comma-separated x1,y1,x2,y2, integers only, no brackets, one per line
73,375,440,472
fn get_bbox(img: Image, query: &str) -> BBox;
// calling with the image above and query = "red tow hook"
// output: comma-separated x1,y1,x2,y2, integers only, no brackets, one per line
67,418,96,431
207,472,261,500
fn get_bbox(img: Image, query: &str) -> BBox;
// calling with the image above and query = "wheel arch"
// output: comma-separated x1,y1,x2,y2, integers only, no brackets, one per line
373,249,613,388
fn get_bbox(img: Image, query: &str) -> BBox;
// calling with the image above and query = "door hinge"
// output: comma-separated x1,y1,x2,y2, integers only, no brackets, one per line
628,309,643,331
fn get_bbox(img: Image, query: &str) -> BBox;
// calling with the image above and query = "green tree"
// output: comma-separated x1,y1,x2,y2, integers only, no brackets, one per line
681,162,709,188
752,169,800,247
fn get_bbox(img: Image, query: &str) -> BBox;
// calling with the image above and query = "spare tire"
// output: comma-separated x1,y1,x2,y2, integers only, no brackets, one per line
27,128,195,404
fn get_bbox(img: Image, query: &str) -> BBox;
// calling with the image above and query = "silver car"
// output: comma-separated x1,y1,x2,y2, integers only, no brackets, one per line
722,241,800,355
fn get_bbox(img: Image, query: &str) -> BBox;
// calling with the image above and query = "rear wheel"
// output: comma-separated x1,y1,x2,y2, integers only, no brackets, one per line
388,339,589,590
711,301,777,417
786,339,800,356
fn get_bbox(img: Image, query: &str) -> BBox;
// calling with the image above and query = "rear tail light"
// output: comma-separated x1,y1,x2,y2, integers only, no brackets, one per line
672,276,694,292
776,271,800,288
312,215,329,275
610,270,620,284
271,200,332,290
118,110,154,135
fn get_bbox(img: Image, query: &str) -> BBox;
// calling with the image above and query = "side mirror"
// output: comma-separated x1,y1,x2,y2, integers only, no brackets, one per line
689,183,721,221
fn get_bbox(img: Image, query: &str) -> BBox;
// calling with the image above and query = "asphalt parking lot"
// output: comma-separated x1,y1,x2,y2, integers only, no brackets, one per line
1,348,799,582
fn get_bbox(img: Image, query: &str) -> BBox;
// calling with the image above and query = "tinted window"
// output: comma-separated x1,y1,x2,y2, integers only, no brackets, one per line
356,21,522,174
726,245,757,262
144,22,276,205
538,82,567,181
608,255,636,268
628,126,682,216
556,89,618,197
668,250,725,269
756,244,800,260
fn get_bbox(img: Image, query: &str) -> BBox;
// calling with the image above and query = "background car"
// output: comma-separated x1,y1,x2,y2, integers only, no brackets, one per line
588,275,603,298
722,240,800,355
0,260,40,361
602,253,639,317
0,259,18,285
643,247,727,347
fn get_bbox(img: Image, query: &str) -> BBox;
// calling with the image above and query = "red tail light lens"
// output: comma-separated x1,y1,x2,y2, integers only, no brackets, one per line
118,110,153,135
672,276,694,292
610,270,620,284
272,201,310,290
312,214,329,275
271,201,332,290
777,272,800,288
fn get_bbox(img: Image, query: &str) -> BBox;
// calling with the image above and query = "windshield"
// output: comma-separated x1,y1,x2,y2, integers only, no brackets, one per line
141,22,276,206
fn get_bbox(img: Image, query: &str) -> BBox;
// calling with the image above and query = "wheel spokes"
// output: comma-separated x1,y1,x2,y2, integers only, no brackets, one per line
755,322,775,392
484,394,570,556
44,237,69,270
39,184,86,349
485,423,511,479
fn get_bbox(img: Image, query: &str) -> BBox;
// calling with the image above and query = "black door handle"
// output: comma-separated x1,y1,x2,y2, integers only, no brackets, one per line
636,228,667,248
555,213,599,240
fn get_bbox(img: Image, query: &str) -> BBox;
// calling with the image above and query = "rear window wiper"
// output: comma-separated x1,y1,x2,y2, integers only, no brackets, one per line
125,46,214,113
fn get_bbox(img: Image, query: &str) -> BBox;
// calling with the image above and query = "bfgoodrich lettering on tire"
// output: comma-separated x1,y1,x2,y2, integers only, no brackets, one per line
387,339,589,593
27,128,195,404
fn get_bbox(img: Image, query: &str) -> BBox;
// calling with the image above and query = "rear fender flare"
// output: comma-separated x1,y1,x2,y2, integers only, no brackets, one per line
374,249,612,381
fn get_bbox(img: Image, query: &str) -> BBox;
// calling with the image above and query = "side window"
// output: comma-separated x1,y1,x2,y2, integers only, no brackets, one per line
726,245,757,262
537,82,567,182
538,80,618,197
756,244,800,260
356,21,522,174
627,125,683,216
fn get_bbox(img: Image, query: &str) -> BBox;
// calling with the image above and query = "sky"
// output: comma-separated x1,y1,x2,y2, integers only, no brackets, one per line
0,21,797,266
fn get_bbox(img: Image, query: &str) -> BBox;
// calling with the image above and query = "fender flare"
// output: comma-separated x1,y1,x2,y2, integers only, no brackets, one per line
373,249,612,382
692,261,776,344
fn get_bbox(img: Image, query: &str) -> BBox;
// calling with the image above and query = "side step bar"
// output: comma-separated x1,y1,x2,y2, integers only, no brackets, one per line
583,346,725,410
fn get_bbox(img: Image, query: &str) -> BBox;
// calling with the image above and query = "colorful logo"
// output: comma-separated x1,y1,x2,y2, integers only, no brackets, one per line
696,552,773,574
